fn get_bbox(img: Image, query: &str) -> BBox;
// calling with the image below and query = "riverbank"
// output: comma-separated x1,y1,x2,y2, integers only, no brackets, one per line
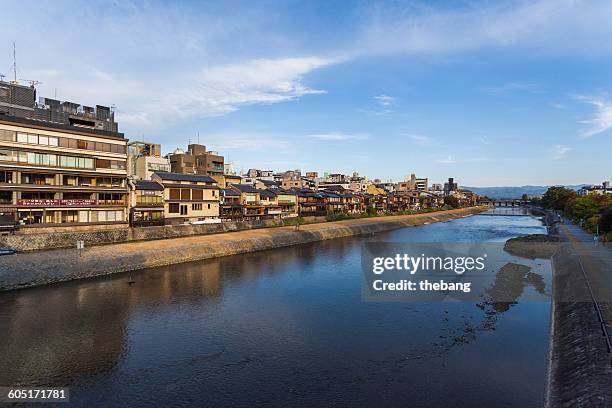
523,209,612,407
0,206,486,291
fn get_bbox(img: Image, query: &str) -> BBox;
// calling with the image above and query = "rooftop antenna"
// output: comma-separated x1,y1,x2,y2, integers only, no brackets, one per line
20,79,41,87
197,131,200,144
0,74,5,82
12,42,17,84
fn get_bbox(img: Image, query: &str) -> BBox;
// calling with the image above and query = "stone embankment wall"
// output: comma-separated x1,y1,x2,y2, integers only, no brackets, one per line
0,207,486,291
0,218,315,252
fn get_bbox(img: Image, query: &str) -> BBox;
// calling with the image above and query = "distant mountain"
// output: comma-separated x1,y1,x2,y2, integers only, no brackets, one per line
461,185,585,199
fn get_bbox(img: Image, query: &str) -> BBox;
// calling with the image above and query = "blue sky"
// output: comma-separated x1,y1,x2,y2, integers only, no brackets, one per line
1,0,611,186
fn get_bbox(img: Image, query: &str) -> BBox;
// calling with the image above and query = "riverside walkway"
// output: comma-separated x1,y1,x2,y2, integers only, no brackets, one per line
546,218,612,408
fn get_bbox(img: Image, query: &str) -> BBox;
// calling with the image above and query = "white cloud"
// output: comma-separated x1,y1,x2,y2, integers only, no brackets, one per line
204,133,292,151
407,134,432,144
437,155,457,164
577,97,612,138
374,94,396,106
357,0,612,57
482,82,542,96
551,144,571,160
27,57,336,134
308,132,368,141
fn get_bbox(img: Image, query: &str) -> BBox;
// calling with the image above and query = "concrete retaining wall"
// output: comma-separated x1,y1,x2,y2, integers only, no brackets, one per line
0,207,486,291
0,218,290,252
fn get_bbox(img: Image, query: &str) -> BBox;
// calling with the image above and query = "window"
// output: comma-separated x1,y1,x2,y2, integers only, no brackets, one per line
98,193,124,205
208,203,211,209
169,189,180,200
49,137,59,147
39,135,48,145
110,160,126,170
111,144,124,153
169,203,179,213
96,159,111,168
63,176,78,186
21,191,55,200
79,177,94,186
64,192,92,200
62,211,79,223
180,205,188,215
0,191,12,204
136,195,162,205
22,173,55,186
192,203,202,211
0,130,15,142
0,149,14,162
192,189,203,200
0,171,12,183
65,156,76,168
180,189,190,200
77,140,87,150
96,142,111,152
17,133,28,143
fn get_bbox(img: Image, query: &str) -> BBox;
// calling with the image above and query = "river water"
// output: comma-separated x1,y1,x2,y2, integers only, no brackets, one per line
0,209,550,407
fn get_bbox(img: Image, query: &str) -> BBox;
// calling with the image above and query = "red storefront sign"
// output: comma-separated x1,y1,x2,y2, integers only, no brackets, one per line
16,199,97,207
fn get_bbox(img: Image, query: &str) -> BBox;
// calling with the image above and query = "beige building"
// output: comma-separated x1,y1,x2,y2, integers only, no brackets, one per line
128,141,170,180
281,178,304,189
168,143,224,176
0,81,128,230
397,173,428,192
152,172,219,225
128,180,165,227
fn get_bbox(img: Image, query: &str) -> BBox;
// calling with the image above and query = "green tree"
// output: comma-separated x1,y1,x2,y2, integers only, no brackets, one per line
564,196,602,221
541,186,577,210
521,193,529,201
599,206,612,234
444,195,460,208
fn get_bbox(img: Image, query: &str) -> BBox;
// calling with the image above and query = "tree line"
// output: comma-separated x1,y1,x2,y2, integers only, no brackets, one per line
532,186,612,237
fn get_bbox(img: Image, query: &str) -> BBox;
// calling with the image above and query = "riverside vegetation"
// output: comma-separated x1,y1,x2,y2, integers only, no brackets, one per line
532,186,612,239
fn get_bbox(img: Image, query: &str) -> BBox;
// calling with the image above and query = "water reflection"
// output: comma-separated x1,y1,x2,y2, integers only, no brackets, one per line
0,211,551,408
0,239,359,388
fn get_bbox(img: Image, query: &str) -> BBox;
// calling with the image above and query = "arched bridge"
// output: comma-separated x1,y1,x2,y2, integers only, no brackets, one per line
480,200,530,207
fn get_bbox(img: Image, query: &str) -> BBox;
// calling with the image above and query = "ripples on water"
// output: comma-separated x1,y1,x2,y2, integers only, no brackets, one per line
0,208,551,407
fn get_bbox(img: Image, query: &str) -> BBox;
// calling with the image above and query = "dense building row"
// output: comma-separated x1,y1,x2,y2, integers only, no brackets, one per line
0,80,478,232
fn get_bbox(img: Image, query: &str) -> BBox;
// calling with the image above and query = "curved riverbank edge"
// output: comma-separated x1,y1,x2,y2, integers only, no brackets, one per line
0,206,487,292
538,209,612,407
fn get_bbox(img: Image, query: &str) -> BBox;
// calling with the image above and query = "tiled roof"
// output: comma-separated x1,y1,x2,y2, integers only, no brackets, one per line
154,172,217,183
221,188,240,197
135,180,164,191
259,189,277,198
230,184,260,193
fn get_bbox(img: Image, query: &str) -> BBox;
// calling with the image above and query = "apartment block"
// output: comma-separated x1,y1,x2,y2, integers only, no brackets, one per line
128,141,170,180
397,174,428,192
169,143,224,176
0,80,128,230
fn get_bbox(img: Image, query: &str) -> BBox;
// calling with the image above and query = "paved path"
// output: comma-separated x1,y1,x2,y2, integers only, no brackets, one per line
546,217,612,408
559,218,612,323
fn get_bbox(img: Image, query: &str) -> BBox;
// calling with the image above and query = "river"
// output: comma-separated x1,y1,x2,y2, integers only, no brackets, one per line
0,208,550,407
